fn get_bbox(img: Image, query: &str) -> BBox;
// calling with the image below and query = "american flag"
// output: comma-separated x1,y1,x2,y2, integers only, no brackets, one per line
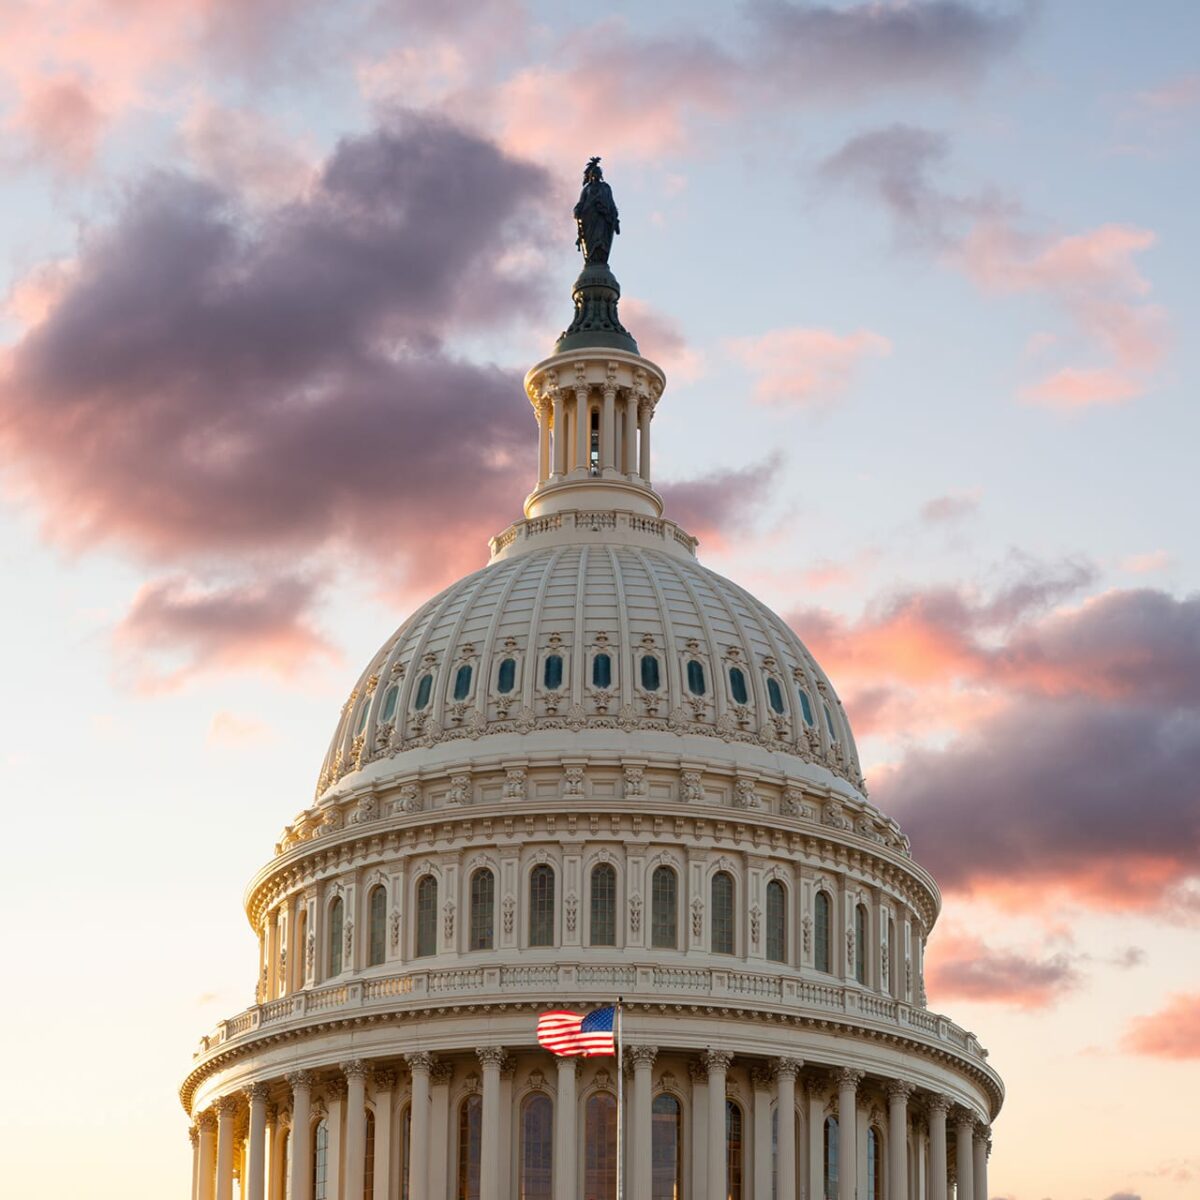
536,1007,617,1056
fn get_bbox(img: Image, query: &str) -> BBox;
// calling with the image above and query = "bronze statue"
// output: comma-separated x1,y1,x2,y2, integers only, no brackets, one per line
574,157,619,264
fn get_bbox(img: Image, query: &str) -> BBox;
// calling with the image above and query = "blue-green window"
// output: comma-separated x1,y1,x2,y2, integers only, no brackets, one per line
544,655,563,689
815,891,831,973
729,667,748,705
414,674,433,710
687,660,706,695
453,664,472,700
416,875,437,957
798,688,815,727
824,703,836,740
380,683,399,723
497,658,516,694
593,653,612,688
353,700,369,736
711,871,734,954
641,655,661,691
767,677,785,714
766,879,786,963
328,896,344,976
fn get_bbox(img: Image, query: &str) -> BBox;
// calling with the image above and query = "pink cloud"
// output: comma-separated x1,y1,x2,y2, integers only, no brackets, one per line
620,298,705,382
1121,551,1170,575
1019,366,1143,410
725,327,891,408
1123,993,1200,1059
207,710,272,747
925,928,1082,1010
920,490,980,523
1134,73,1200,112
10,73,107,173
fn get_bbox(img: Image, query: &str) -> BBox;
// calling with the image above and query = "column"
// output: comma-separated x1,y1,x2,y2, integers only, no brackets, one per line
806,1078,824,1200
555,1057,578,1200
479,1047,507,1200
265,1105,280,1200
325,1081,345,1200
430,1061,453,1200
344,1061,369,1200
886,1082,912,1200
688,1060,709,1200
216,1096,238,1200
926,1096,949,1200
537,400,551,484
637,400,652,483
705,1050,733,1200
836,1069,861,1200
954,1112,975,1200
629,1046,657,1200
288,1071,314,1200
405,1054,432,1200
552,391,566,477
575,387,590,475
198,1111,217,1200
266,910,280,998
601,386,616,472
245,1083,269,1200
373,1070,396,1200
752,1065,774,1200
973,1126,989,1200
624,394,638,476
776,1059,800,1200
190,1125,200,1200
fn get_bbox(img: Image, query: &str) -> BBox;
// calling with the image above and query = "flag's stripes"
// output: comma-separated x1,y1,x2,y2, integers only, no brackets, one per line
536,1007,616,1056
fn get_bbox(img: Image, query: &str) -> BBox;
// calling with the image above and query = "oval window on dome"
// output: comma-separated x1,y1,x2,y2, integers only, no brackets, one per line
497,657,516,694
544,654,563,690
824,702,837,740
641,655,661,691
729,667,748,705
767,677,785,714
453,664,473,701
353,699,369,736
380,683,399,724
798,688,815,727
687,660,706,696
414,673,433,711
592,653,612,689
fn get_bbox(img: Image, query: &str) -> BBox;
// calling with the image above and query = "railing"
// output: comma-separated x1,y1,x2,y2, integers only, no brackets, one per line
488,512,699,558
577,965,637,986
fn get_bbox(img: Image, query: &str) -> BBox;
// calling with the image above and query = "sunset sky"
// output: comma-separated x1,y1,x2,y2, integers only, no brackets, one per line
1,2,1197,1197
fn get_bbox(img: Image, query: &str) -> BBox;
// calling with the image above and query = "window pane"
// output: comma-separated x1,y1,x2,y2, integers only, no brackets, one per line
520,1094,553,1200
470,869,495,951
824,703,836,740
585,1093,617,1200
651,867,677,949
590,864,616,946
414,674,433,710
454,665,473,701
369,886,387,966
364,1112,375,1200
855,904,867,984
544,655,563,689
686,660,706,696
767,677,785,714
592,653,612,688
711,872,734,955
401,1108,410,1200
824,1117,839,1200
313,1120,329,1200
766,880,786,963
651,1094,682,1200
641,655,661,691
815,891,831,974
798,689,814,726
726,1102,744,1200
730,668,748,705
381,684,399,723
497,658,517,694
354,701,369,736
416,876,437,957
867,1127,881,1200
457,1096,482,1200
329,897,344,976
529,865,555,947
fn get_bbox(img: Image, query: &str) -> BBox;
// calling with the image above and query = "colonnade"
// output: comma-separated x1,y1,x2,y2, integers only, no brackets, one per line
535,384,654,486
190,1049,991,1200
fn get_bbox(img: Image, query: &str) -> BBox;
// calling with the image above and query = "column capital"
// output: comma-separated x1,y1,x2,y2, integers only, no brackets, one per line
341,1059,370,1080
687,1058,708,1084
373,1069,397,1091
284,1070,313,1091
326,1078,348,1100
703,1048,734,1073
952,1106,976,1128
750,1064,777,1090
216,1095,240,1117
198,1109,217,1132
189,1124,200,1146
975,1121,991,1140
925,1092,951,1115
835,1067,864,1091
405,1052,434,1073
627,1044,659,1069
477,1046,508,1070
430,1059,454,1086
887,1080,915,1103
245,1082,272,1104
775,1057,803,1080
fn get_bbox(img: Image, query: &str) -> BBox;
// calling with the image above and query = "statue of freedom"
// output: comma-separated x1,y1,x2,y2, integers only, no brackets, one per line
574,157,620,265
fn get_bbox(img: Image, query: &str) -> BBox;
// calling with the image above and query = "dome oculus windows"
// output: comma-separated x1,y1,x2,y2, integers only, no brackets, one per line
729,667,748,705
543,654,563,690
797,687,815,727
414,673,433,711
496,657,516,694
767,677,785,714
640,654,661,691
592,653,612,689
380,683,399,724
686,659,706,695
453,664,473,701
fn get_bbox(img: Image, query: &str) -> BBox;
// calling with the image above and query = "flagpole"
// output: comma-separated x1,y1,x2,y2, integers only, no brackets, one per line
615,996,624,1200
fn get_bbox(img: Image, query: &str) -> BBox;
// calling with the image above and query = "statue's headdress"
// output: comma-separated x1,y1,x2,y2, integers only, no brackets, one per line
584,156,603,181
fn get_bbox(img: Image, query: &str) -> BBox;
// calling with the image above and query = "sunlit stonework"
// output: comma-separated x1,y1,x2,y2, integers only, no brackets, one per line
184,166,1002,1200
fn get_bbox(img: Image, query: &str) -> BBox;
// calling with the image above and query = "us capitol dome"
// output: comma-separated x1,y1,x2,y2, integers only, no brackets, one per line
183,160,1003,1200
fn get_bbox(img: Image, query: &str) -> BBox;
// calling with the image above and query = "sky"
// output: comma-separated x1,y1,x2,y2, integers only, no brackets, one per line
0,1,1197,1197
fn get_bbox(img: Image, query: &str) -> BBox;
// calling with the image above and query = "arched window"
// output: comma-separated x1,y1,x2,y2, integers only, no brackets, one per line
641,655,661,691
364,1110,376,1200
767,677,785,714
470,869,495,951
416,875,437,958
497,658,516,694
814,891,832,974
729,667,749,705
519,1093,553,1199
592,654,612,688
651,1093,682,1200
798,688,815,727
651,866,677,949
414,674,433,710
328,896,344,976
590,863,617,946
726,1101,744,1200
313,1119,329,1200
823,1117,839,1200
457,1095,482,1200
766,879,786,963
585,1093,617,1200
529,864,555,946
400,1107,411,1200
453,664,473,701
368,885,387,966
381,683,399,724
855,904,868,984
867,1126,883,1200
294,907,307,991
711,871,734,955
544,655,563,689
687,659,706,695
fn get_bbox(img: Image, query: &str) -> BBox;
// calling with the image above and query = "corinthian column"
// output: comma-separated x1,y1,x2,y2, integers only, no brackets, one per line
551,390,566,477
926,1095,949,1200
244,1083,270,1200
555,1057,579,1200
775,1059,801,1200
601,385,616,472
405,1054,433,1200
575,386,590,474
216,1096,238,1200
887,1081,912,1200
836,1069,862,1200
190,1125,200,1200
955,1111,976,1200
751,1064,776,1200
628,1046,658,1200
624,394,638,476
287,1071,314,1200
479,1047,507,1200
704,1050,733,1200
373,1071,396,1200
638,400,652,483
343,1060,370,1200
197,1112,217,1200
974,1125,990,1200
537,398,551,484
